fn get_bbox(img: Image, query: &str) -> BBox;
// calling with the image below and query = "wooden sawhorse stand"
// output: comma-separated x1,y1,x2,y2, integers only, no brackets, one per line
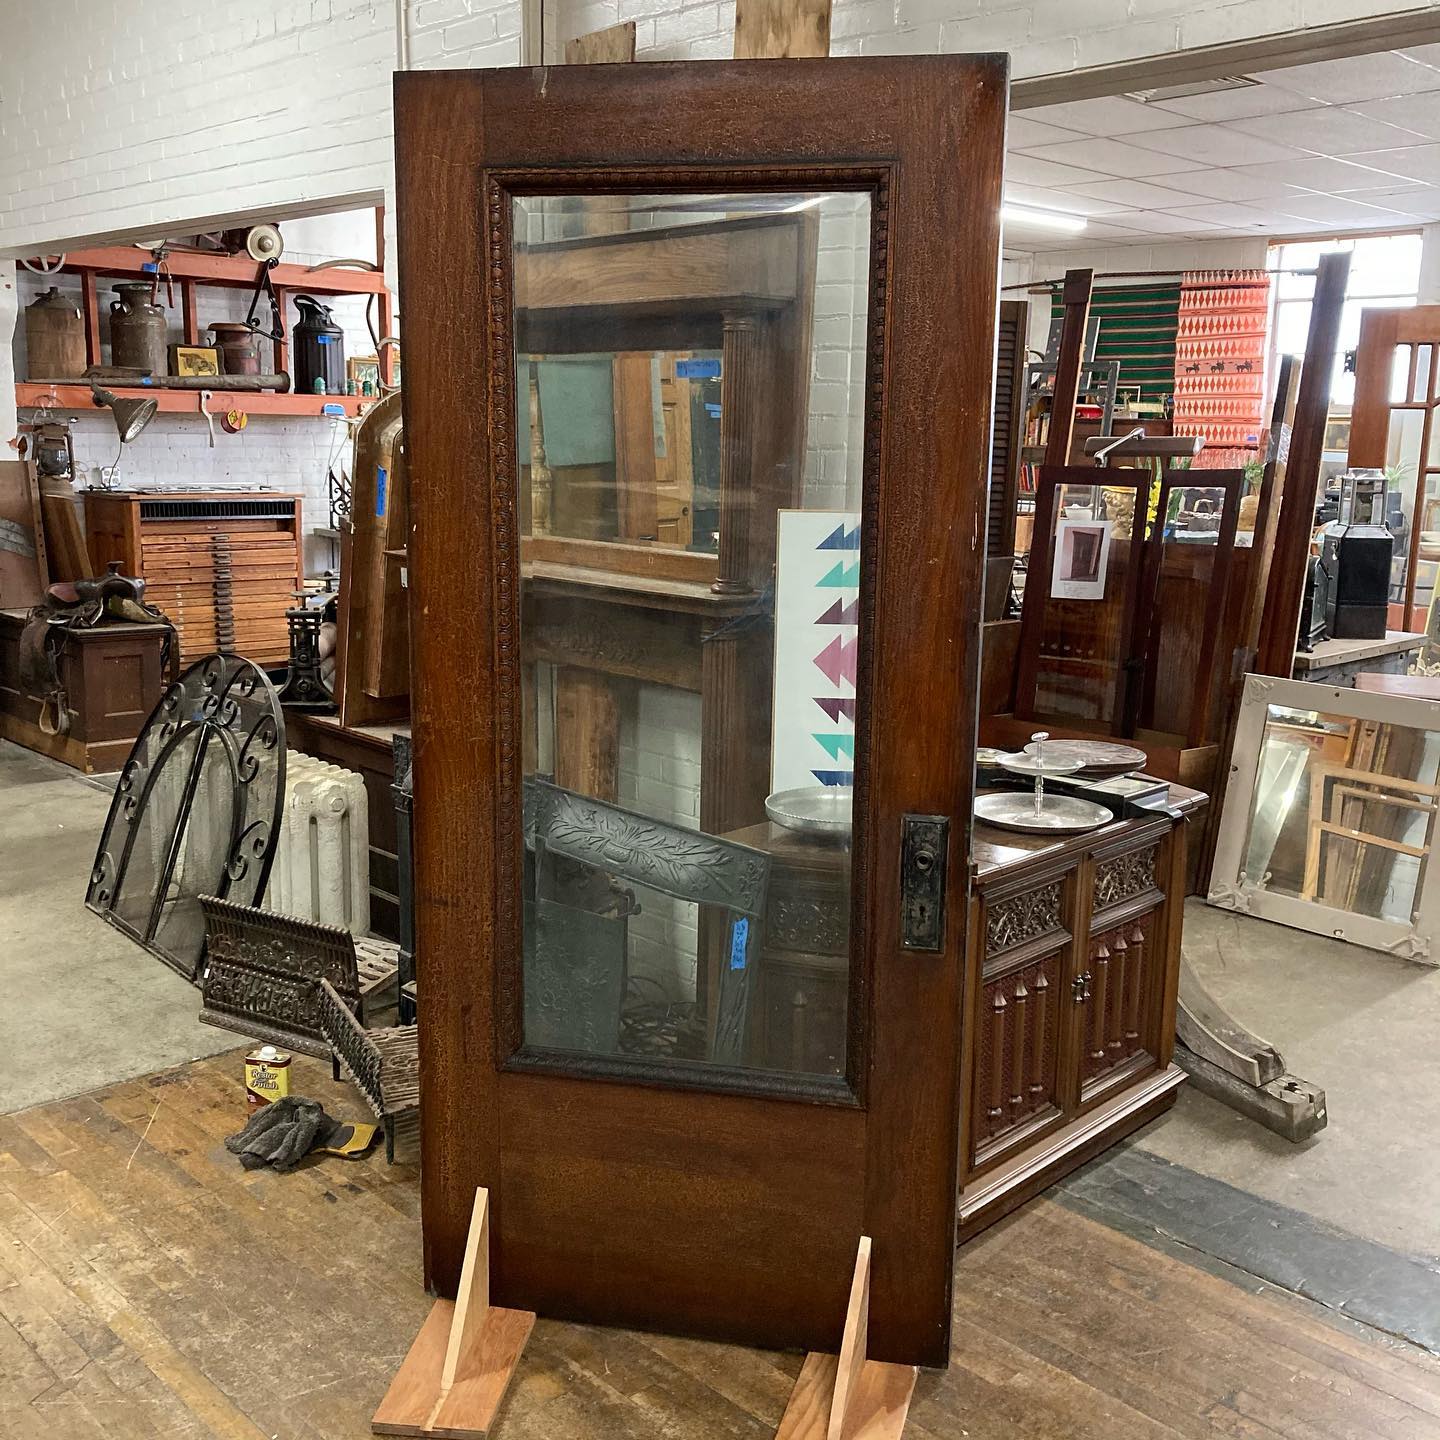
775,1236,917,1439
373,1189,534,1438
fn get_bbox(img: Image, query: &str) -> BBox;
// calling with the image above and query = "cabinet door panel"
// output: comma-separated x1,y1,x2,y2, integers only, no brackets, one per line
972,949,1065,1169
1078,907,1162,1104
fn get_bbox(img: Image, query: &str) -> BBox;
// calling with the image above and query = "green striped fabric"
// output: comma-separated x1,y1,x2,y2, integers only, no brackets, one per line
1051,282,1180,404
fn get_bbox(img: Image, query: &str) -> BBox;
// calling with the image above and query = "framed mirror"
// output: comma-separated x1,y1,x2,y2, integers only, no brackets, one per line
1208,674,1440,963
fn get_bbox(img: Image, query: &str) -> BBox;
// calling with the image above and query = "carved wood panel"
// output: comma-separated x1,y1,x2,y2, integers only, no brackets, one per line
1078,908,1160,1098
972,948,1064,1163
1092,843,1160,915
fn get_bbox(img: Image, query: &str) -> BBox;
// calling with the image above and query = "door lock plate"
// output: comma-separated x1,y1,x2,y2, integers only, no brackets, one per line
900,814,949,951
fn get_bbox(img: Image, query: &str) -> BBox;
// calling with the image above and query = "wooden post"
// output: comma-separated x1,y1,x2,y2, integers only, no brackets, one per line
553,666,619,803
773,1237,916,1440
372,1189,534,1438
734,0,831,57
1255,249,1350,676
1044,268,1094,469
181,279,200,347
81,272,101,368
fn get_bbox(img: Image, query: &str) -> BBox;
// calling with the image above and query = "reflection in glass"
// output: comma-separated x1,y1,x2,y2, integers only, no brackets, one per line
1242,704,1440,925
512,191,871,1080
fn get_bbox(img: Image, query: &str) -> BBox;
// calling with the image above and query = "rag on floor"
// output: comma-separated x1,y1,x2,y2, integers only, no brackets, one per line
224,1095,375,1172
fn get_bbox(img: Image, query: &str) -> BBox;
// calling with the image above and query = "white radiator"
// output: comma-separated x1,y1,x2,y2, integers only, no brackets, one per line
264,753,370,933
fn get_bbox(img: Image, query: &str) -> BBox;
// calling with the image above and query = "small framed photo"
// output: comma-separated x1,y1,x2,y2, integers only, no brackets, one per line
348,355,381,394
1050,518,1112,601
172,345,220,378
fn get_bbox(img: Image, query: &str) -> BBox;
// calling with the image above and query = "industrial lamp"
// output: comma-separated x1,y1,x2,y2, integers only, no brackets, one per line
90,385,158,443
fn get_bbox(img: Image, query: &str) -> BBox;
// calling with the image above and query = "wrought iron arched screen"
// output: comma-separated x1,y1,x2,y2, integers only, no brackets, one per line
86,653,286,980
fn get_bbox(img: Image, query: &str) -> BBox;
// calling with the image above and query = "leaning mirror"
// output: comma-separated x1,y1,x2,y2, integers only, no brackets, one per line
1208,674,1440,963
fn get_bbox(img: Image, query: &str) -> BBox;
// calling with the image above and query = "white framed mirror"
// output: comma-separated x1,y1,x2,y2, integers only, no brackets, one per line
1208,675,1440,964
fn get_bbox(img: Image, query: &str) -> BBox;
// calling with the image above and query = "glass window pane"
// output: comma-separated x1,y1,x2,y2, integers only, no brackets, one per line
512,190,871,1081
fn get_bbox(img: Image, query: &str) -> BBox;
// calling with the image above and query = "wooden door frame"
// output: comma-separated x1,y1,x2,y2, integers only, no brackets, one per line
396,56,1005,1367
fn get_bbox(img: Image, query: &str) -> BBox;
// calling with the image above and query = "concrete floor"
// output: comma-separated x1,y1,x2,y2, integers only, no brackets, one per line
1135,896,1440,1264
0,741,234,1112
2,734,1437,1267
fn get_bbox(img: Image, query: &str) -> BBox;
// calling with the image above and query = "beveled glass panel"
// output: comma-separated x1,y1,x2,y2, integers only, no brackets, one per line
512,190,871,1081
1242,703,1440,925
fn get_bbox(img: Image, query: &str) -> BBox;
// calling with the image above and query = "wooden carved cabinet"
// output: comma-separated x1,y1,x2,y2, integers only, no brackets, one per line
960,812,1190,1238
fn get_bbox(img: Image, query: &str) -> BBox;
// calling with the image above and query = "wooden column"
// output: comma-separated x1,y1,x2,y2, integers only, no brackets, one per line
1256,250,1350,676
714,313,759,594
553,666,619,802
1045,268,1094,468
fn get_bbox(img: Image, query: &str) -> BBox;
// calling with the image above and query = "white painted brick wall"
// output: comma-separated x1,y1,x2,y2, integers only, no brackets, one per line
549,0,1435,73
614,683,703,998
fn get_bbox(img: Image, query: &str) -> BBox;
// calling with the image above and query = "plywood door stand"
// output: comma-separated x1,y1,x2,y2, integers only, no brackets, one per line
373,1189,534,1438
774,1237,916,1440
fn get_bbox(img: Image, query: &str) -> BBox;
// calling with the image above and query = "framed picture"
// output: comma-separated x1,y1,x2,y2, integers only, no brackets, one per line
348,355,381,393
172,345,220,378
1050,517,1112,600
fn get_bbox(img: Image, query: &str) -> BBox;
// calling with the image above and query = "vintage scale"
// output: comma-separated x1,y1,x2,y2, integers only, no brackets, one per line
973,731,1115,835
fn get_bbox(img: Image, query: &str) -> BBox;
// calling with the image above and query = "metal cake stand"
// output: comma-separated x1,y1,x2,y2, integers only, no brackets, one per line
765,786,852,837
973,732,1114,835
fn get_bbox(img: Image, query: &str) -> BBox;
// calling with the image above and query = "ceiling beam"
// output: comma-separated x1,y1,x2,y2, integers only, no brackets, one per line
1012,10,1440,110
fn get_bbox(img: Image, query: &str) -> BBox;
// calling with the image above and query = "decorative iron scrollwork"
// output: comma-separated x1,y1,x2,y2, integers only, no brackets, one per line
85,653,286,982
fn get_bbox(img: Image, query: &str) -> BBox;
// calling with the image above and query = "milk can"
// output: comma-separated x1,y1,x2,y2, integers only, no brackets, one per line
109,282,168,376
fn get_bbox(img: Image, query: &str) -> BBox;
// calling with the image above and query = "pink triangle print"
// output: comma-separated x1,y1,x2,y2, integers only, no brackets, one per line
812,635,858,687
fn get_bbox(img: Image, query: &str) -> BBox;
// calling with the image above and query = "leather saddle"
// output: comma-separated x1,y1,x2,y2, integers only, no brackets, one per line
18,562,176,735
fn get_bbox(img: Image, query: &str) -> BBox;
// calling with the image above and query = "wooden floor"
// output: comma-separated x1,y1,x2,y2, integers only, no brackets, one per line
3,1055,1439,1439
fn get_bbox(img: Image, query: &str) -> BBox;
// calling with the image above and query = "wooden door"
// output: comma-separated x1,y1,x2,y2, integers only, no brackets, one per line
397,56,1006,1367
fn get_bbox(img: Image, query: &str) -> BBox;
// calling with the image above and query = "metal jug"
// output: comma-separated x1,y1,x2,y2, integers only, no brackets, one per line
109,282,168,376
292,295,345,396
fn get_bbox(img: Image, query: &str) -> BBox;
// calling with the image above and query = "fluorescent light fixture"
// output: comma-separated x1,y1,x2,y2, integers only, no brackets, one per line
1127,75,1258,103
1001,203,1087,234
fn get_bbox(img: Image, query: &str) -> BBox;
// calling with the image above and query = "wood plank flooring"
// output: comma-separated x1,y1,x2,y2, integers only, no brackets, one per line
2,1052,1438,1439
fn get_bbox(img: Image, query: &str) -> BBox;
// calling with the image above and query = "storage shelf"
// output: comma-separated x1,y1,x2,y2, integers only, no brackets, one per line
16,382,373,418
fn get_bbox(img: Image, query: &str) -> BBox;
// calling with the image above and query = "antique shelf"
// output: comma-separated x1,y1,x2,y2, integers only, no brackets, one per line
16,381,374,419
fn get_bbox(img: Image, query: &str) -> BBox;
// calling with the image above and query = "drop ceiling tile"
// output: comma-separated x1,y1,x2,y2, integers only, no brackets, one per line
1007,115,1088,150
1256,52,1440,105
1341,143,1440,184
1020,137,1206,177
1121,123,1309,166
1003,182,1131,217
1397,43,1440,70
1104,210,1222,234
1063,177,1215,210
1166,167,1299,202
1348,91,1440,140
1272,192,1419,224
1019,96,1194,136
1227,105,1428,155
1228,154,1415,192
1005,153,1117,189
1163,201,1287,229
1144,84,1325,123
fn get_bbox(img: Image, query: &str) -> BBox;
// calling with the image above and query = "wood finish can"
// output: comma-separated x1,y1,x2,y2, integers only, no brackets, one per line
244,1046,292,1109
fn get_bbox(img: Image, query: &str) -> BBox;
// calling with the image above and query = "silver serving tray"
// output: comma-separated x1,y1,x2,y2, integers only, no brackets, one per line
973,791,1113,835
765,786,852,836
1021,738,1147,773
1000,751,1085,778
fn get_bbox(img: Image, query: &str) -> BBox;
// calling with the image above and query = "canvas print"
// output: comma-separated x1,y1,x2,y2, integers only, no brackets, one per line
771,510,861,793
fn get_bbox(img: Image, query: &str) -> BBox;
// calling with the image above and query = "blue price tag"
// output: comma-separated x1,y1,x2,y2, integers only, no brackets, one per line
321,402,344,417
677,358,721,379
376,466,388,518
729,917,749,970
705,403,722,419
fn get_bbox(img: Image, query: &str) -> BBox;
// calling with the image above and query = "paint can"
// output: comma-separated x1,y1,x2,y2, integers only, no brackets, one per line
244,1045,292,1110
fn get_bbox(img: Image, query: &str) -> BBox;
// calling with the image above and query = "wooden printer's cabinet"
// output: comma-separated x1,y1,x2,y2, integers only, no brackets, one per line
86,491,303,669
959,810,1192,1238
